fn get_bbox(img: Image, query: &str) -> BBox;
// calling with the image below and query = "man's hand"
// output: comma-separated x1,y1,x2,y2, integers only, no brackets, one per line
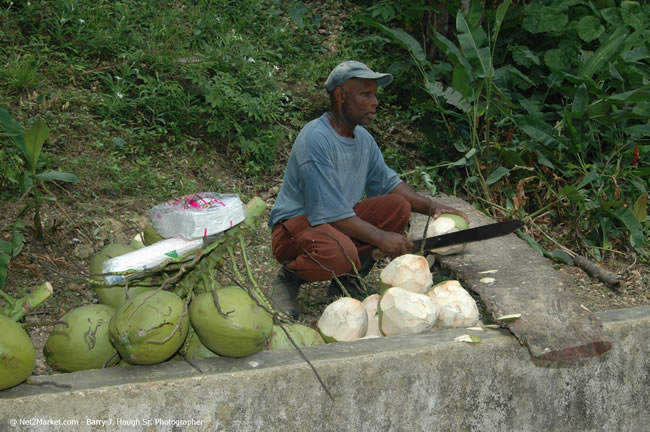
330,215,413,258
429,201,470,224
376,231,414,257
390,182,470,224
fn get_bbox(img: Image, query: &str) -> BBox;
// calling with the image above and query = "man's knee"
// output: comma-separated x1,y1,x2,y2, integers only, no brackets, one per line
315,240,361,277
387,194,411,218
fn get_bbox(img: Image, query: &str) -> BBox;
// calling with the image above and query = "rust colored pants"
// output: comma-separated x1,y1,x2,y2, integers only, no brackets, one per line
271,194,411,282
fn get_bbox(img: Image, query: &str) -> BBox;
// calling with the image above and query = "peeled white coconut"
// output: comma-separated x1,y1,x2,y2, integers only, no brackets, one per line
411,214,469,256
379,254,433,294
361,294,382,337
426,280,479,329
317,297,368,343
379,287,438,336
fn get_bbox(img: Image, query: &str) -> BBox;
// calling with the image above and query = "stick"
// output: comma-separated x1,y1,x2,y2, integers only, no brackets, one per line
276,321,335,401
303,249,352,298
216,267,334,401
238,235,273,310
183,357,204,374
148,299,190,344
572,255,620,287
211,288,234,318
529,221,620,288
309,227,368,294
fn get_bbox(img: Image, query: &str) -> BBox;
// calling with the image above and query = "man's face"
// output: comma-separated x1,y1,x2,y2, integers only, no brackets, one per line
339,78,379,126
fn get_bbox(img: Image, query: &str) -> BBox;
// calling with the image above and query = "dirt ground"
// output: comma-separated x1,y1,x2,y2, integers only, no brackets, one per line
1,193,648,378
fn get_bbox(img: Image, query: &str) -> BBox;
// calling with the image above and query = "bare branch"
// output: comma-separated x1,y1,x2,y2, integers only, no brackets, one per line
183,357,204,374
211,288,234,318
308,227,367,294
276,321,335,401
301,248,352,298
128,251,203,319
215,267,335,401
148,299,190,344
102,351,120,368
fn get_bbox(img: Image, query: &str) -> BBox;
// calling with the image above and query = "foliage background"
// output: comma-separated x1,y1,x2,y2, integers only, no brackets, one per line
1,0,648,290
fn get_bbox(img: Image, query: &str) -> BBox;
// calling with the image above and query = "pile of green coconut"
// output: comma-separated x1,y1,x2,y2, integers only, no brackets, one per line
1,198,312,390
39,198,324,373
1,206,478,391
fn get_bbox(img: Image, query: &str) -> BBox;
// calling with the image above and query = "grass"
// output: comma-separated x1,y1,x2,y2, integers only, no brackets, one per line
2,0,645,267
0,0,430,232
1,0,364,202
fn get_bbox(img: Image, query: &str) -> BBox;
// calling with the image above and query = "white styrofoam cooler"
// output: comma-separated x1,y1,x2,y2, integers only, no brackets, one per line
150,192,246,240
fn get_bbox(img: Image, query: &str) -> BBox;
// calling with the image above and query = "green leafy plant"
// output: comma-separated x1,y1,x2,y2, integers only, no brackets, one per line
0,222,23,293
360,0,648,260
198,62,285,172
0,107,80,240
360,0,516,204
508,0,649,257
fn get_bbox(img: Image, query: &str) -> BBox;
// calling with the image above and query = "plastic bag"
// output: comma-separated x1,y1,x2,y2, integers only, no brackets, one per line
102,237,204,285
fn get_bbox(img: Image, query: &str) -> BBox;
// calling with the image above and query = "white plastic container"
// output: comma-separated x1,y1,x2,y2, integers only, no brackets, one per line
150,192,246,240
102,237,204,285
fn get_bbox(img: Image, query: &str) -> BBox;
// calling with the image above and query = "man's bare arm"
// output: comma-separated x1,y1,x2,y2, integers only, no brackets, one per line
328,182,468,257
390,182,469,223
329,215,413,257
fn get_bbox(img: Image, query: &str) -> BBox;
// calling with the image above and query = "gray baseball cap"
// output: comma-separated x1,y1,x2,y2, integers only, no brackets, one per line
324,61,393,92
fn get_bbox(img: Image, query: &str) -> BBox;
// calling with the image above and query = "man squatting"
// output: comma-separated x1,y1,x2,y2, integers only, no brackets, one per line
268,60,468,318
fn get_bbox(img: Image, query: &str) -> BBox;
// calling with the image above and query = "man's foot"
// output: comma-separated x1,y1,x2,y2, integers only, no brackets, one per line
358,255,376,277
270,267,304,319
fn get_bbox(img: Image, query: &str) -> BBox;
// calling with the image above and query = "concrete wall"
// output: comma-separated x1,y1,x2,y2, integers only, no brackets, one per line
1,306,649,432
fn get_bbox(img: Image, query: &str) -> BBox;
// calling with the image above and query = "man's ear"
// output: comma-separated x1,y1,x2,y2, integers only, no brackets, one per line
333,86,345,104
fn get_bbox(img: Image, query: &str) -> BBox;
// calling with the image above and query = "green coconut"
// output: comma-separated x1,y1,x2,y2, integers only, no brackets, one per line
129,233,145,249
89,243,158,309
266,323,324,350
44,304,119,372
117,359,146,367
94,283,159,310
143,225,164,246
189,287,273,358
180,327,219,360
109,290,190,365
0,314,35,390
90,243,134,282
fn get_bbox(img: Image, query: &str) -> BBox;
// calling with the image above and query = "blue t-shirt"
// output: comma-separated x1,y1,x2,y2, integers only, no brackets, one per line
268,113,402,228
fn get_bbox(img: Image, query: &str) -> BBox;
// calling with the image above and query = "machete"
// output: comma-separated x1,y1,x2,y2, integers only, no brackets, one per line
412,219,525,251
373,219,525,259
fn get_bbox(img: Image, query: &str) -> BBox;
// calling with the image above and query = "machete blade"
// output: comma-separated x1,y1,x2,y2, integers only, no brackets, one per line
412,219,525,251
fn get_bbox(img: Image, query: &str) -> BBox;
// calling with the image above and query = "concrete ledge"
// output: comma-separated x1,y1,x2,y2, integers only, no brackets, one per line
1,306,649,431
411,194,611,361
